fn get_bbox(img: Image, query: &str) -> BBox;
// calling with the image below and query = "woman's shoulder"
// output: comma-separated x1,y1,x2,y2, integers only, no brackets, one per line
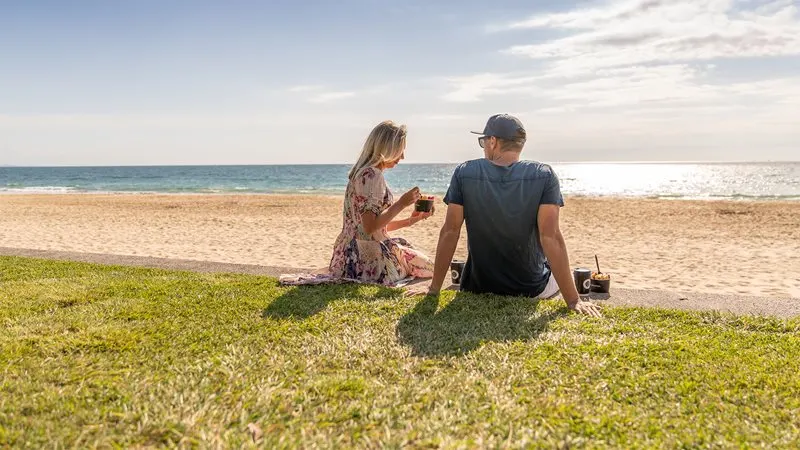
354,166,385,184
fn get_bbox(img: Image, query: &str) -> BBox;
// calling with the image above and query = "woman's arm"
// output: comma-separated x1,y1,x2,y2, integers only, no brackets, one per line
386,217,412,232
386,208,434,232
361,186,422,234
362,200,410,234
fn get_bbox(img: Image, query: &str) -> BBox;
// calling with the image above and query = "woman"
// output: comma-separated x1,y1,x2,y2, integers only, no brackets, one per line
329,120,434,285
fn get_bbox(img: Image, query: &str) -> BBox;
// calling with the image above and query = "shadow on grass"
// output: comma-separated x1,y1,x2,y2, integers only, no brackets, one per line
396,292,566,357
262,283,398,320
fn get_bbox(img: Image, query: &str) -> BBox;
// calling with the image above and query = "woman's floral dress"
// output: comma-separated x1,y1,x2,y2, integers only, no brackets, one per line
329,167,434,285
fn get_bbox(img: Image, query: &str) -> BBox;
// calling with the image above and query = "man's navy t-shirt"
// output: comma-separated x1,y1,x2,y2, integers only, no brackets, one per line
443,159,564,297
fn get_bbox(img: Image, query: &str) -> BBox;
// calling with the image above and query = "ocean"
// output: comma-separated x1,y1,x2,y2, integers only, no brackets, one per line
1,163,799,201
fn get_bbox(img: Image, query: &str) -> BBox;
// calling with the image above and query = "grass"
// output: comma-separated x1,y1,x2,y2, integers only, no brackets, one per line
1,256,799,448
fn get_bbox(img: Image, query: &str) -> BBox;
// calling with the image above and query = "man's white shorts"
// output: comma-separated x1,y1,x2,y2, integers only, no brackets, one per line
536,274,561,299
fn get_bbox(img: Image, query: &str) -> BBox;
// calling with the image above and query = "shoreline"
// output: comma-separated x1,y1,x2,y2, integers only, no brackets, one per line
0,190,346,198
2,190,799,202
2,193,799,298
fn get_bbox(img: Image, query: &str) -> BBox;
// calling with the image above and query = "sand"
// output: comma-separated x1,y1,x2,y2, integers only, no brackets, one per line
1,194,798,298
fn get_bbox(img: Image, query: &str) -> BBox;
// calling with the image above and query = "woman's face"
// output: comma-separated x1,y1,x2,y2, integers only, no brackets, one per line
383,148,405,170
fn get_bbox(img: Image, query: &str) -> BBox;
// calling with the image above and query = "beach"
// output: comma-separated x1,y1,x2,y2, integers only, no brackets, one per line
1,193,798,298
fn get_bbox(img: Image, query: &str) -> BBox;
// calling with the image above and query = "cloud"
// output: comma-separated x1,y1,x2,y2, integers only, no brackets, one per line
442,0,800,118
409,113,470,122
286,85,324,93
283,84,358,103
307,91,357,103
504,0,676,30
0,112,367,129
441,73,546,102
501,0,800,72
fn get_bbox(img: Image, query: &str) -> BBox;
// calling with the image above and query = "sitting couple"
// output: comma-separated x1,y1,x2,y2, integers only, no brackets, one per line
329,115,600,316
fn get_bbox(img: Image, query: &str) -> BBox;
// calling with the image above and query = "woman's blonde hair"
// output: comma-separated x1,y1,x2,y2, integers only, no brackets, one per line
348,120,407,179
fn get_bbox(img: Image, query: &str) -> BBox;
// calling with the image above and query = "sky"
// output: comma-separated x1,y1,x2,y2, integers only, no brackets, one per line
1,0,799,166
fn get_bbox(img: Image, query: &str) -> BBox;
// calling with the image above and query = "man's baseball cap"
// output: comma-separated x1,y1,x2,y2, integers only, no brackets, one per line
470,114,527,140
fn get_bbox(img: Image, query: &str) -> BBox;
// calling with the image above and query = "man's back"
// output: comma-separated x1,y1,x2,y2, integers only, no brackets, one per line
444,158,564,297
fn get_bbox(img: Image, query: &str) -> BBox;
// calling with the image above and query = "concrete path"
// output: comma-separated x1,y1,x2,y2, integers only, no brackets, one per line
2,247,798,318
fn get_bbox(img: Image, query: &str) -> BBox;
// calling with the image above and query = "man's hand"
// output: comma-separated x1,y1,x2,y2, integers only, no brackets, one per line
567,299,603,317
538,204,602,318
404,284,440,298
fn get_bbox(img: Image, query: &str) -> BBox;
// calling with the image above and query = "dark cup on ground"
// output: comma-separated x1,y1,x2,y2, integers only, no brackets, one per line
590,278,611,294
415,197,434,213
451,260,465,285
574,268,592,295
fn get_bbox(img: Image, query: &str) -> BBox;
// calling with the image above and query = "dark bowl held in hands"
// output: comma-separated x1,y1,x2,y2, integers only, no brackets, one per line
415,197,434,213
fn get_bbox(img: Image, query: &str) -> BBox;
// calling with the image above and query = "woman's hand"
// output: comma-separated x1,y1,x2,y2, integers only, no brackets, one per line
408,205,434,226
398,187,421,208
385,205,434,233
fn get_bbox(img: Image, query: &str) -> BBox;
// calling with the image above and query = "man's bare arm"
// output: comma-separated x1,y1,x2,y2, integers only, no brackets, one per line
428,204,464,294
538,204,602,317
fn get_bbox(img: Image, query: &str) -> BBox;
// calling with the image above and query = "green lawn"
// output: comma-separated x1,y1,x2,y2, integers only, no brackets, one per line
1,256,799,448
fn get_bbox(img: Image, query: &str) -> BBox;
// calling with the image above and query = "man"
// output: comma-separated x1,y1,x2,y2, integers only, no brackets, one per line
424,114,601,317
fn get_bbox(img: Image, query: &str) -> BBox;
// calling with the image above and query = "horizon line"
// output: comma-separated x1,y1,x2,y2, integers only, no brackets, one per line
2,160,799,168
